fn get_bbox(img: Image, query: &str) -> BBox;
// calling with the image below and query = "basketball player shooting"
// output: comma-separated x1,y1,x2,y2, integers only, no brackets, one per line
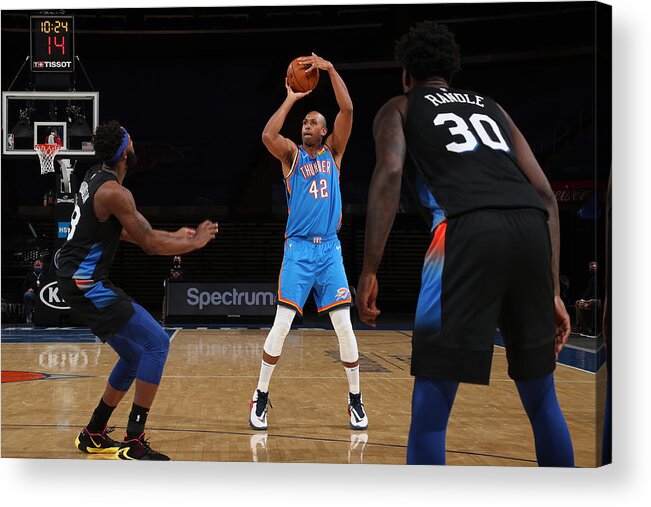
356,22,575,466
249,53,368,431
57,121,218,460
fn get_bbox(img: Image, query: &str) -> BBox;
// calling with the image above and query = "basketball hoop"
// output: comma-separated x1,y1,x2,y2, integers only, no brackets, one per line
35,144,61,175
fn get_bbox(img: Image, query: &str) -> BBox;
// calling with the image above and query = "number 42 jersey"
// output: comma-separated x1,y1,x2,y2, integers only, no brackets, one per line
283,144,343,239
404,85,547,226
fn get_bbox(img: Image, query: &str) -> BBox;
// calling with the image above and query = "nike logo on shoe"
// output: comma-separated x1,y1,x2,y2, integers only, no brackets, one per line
117,447,136,460
351,411,362,423
348,394,368,429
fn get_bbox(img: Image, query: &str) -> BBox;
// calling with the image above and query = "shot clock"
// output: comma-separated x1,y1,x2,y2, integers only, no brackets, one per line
30,16,75,72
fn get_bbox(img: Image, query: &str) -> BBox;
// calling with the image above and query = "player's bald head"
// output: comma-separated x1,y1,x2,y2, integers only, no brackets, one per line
306,111,327,128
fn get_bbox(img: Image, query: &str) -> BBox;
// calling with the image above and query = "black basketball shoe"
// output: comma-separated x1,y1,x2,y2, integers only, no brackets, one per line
75,425,121,454
116,433,170,461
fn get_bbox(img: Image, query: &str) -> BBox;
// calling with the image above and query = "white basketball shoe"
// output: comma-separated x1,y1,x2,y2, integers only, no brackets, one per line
348,392,368,430
249,389,271,430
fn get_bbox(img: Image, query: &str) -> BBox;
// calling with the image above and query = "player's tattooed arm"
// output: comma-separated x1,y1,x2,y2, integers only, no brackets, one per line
356,96,407,326
363,96,407,274
96,182,217,255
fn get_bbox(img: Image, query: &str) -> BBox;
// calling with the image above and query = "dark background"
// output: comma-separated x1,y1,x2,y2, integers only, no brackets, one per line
1,2,611,322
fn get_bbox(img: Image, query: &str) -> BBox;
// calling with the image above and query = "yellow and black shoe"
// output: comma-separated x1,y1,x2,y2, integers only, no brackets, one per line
116,433,170,461
75,426,121,454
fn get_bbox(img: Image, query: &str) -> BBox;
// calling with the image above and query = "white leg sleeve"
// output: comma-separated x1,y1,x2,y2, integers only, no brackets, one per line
262,305,296,357
329,307,359,363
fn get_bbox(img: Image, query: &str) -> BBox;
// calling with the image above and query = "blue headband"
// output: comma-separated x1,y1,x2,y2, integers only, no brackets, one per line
104,127,129,166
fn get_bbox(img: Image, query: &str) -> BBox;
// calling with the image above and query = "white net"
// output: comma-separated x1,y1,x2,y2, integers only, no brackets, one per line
35,144,61,175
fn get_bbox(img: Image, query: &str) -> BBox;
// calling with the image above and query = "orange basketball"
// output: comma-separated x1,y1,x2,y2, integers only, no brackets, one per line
286,57,320,93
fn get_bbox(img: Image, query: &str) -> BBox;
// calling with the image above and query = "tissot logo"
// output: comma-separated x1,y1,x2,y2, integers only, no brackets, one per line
39,281,71,310
33,61,72,69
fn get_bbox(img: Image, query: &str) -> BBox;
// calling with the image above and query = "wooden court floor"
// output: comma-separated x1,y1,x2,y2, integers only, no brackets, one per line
1,329,605,466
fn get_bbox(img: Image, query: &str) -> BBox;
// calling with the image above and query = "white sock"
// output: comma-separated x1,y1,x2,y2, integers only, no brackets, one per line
345,365,360,394
256,361,275,393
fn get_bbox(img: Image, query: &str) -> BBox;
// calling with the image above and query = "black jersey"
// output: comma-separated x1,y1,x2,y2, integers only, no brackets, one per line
57,166,123,279
56,165,134,340
403,86,547,229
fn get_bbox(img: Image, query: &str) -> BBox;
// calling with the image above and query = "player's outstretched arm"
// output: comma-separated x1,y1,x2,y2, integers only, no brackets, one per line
96,182,217,255
499,105,570,355
120,226,197,244
301,53,353,162
262,78,311,177
356,96,407,327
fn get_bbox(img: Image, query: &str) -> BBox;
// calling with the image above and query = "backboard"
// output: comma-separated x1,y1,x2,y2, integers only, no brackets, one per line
2,90,98,156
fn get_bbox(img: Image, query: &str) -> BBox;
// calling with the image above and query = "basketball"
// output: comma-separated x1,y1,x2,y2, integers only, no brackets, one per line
286,57,319,93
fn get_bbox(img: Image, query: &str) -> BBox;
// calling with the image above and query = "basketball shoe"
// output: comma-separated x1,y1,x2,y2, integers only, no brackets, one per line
249,389,271,430
348,392,368,430
116,433,170,460
75,425,121,454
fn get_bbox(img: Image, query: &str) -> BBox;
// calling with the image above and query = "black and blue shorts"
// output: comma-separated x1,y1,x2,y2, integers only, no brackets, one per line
411,208,556,385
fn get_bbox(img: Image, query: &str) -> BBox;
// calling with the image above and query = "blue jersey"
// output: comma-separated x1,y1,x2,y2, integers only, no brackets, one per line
284,144,342,238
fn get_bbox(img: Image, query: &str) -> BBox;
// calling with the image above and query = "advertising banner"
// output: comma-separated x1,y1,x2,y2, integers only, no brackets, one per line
166,282,277,317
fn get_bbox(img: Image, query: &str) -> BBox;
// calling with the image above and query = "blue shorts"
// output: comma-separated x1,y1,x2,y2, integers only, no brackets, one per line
278,235,352,315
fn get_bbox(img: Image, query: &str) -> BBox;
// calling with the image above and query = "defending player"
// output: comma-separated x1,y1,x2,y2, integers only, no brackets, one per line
249,53,367,430
57,121,218,460
356,23,574,466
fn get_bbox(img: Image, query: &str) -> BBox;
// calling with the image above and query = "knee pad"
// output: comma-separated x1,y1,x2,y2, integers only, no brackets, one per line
121,341,144,368
135,327,170,386
329,307,359,363
108,358,138,392
160,328,171,354
139,323,169,351
119,350,142,388
139,325,170,368
107,332,144,370
263,305,296,357
110,305,170,386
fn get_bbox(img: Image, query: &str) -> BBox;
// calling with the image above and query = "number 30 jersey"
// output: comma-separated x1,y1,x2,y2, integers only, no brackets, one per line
284,144,343,238
404,86,547,228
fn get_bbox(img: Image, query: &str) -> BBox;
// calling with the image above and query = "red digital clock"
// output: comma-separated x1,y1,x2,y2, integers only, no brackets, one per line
30,15,75,73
